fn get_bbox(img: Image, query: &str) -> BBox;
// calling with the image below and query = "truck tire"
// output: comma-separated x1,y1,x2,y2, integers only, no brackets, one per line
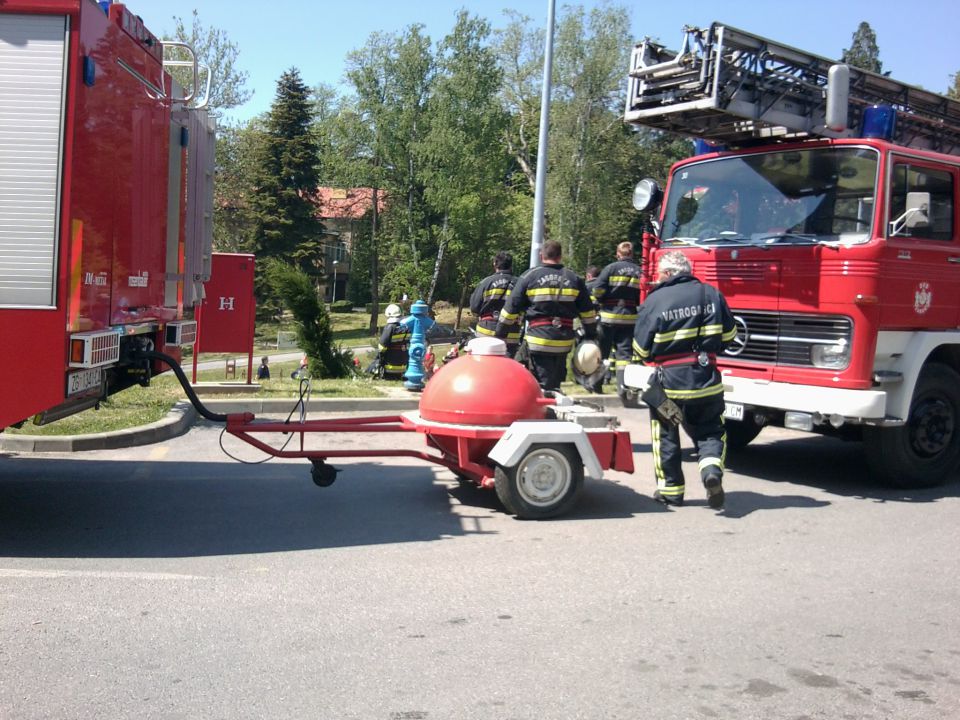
724,412,764,449
864,362,960,489
494,443,584,519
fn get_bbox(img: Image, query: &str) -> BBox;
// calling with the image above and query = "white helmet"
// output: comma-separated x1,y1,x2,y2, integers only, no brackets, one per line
573,340,603,375
385,303,402,321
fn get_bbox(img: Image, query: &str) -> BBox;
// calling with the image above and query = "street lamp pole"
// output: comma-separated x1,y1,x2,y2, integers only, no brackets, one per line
331,260,339,303
529,0,556,270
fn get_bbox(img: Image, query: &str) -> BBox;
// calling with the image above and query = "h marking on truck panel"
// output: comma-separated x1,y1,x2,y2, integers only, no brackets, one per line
219,297,235,311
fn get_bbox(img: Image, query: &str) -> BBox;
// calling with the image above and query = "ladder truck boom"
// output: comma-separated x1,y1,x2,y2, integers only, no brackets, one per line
626,22,960,154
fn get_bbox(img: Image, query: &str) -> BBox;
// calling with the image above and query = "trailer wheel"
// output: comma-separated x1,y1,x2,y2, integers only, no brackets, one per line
494,443,584,519
725,413,764,449
864,362,960,488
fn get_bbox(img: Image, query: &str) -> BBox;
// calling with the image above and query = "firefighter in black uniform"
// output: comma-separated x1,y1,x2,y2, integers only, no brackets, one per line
470,251,519,357
592,241,641,400
378,303,410,380
496,240,597,391
633,251,737,509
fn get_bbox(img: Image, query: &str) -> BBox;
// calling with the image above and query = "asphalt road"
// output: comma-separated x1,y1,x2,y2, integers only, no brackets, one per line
1,407,958,719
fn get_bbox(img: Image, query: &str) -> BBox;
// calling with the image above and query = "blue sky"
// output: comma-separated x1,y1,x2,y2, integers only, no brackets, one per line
132,0,959,123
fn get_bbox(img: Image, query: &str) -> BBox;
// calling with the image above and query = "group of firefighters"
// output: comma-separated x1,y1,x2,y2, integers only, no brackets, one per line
374,240,735,510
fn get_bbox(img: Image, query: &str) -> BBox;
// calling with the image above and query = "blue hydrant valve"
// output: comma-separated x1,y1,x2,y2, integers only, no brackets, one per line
401,300,435,391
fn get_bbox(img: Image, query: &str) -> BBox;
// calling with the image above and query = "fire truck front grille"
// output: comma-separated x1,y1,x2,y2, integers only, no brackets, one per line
723,311,852,367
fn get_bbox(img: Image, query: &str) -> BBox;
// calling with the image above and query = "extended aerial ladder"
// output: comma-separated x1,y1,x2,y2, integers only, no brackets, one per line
625,22,960,154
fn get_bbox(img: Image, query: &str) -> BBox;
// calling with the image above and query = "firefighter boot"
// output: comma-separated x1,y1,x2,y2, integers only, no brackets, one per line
703,473,725,510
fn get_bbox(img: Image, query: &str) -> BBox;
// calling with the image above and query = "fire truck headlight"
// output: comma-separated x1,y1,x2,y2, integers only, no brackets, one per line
811,340,850,369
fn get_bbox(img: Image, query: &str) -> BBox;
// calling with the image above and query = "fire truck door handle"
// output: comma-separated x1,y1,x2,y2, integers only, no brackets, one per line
948,257,960,264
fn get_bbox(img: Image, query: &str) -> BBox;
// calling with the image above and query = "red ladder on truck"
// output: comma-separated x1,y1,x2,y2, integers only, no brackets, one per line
625,22,960,154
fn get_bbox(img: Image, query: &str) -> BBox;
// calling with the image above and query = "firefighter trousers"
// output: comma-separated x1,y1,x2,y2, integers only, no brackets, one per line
599,323,634,394
649,395,727,503
528,351,568,392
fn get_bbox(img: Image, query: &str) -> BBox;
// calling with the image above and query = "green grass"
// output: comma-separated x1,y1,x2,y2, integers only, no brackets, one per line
5,304,596,438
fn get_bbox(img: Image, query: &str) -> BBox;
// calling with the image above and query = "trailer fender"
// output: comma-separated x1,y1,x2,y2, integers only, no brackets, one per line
487,421,604,480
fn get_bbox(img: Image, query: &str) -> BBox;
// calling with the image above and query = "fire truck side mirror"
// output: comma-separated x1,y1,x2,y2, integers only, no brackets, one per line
632,178,662,212
826,64,850,133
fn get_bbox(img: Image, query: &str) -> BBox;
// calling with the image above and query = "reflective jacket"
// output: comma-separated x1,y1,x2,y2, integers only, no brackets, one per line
497,263,597,354
632,273,737,401
470,271,519,342
378,321,410,375
591,258,641,326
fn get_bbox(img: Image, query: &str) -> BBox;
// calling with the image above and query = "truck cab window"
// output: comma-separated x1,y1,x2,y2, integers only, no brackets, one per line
889,163,955,241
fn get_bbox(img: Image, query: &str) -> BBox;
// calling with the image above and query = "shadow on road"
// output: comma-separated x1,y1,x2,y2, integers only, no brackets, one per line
726,434,960,503
0,456,496,558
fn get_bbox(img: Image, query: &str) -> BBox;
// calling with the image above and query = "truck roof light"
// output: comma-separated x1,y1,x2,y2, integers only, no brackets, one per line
860,105,897,141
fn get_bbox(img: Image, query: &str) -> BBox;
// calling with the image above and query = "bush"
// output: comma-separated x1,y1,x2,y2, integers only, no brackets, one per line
330,300,354,313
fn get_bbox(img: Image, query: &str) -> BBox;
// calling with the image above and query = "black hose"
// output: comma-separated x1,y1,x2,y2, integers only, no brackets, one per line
133,349,229,423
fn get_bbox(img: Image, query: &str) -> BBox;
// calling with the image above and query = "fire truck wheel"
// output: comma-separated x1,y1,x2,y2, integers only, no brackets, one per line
494,443,584,519
724,413,764,449
864,362,960,488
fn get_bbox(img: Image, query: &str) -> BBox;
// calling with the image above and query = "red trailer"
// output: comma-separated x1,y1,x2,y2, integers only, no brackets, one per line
0,0,213,432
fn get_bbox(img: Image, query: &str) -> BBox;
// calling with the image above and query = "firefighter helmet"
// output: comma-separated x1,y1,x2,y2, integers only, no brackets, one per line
385,303,402,321
573,340,602,375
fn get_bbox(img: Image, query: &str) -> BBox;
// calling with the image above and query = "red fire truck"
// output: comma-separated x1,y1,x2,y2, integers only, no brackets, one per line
0,0,213,433
622,23,960,488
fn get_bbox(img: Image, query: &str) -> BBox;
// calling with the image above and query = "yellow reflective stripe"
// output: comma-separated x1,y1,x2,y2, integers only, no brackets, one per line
378,343,387,351
722,327,737,342
608,275,639,286
599,311,638,322
500,310,520,321
632,340,650,359
527,287,580,298
483,288,507,299
475,325,496,336
580,309,598,319
384,364,406,372
653,324,723,343
721,430,727,468
525,336,575,348
651,417,664,484
658,485,684,497
664,384,724,400
698,456,723,472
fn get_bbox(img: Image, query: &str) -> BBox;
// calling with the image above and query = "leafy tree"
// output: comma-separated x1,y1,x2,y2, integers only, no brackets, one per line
168,10,251,115
948,71,960,100
212,119,264,253
841,21,883,74
264,260,352,378
248,68,323,317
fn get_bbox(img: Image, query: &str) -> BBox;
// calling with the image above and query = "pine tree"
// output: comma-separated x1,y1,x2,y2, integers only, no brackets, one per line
249,68,323,316
841,22,883,74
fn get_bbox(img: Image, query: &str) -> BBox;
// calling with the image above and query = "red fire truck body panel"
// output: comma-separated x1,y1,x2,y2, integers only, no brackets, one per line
0,1,211,431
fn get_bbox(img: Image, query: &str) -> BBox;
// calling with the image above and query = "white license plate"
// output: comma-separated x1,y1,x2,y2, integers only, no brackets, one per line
67,368,103,396
723,402,744,421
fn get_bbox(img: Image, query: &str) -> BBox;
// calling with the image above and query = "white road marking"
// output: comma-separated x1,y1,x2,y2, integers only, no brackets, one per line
0,569,207,580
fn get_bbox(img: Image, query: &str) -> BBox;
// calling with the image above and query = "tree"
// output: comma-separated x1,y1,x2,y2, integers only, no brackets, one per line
948,71,960,100
841,21,883,74
264,260,352,378
248,68,323,317
212,119,264,253
168,10,251,116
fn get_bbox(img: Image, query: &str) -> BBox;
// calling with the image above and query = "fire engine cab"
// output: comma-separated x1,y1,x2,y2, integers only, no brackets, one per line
0,0,213,432
622,22,960,488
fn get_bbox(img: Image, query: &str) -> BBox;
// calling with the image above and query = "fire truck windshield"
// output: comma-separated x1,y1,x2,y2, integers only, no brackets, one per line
661,147,880,248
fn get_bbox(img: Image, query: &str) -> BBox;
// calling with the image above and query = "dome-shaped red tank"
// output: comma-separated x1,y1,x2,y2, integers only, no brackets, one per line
420,344,550,426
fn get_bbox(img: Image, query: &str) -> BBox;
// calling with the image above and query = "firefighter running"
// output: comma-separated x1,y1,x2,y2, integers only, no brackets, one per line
470,251,519,357
591,241,641,400
633,251,737,509
496,240,598,391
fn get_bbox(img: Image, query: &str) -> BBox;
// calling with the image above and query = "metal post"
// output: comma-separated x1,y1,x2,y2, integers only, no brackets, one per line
529,0,556,270
331,260,338,303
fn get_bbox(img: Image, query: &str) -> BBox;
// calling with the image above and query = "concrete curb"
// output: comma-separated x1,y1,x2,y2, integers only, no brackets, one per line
1,401,197,453
1,394,622,453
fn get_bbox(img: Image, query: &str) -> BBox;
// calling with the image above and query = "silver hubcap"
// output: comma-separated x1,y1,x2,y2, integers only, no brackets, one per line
516,448,572,507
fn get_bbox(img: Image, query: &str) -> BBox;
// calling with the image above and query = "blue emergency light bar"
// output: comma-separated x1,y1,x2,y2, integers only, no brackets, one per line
860,104,897,141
